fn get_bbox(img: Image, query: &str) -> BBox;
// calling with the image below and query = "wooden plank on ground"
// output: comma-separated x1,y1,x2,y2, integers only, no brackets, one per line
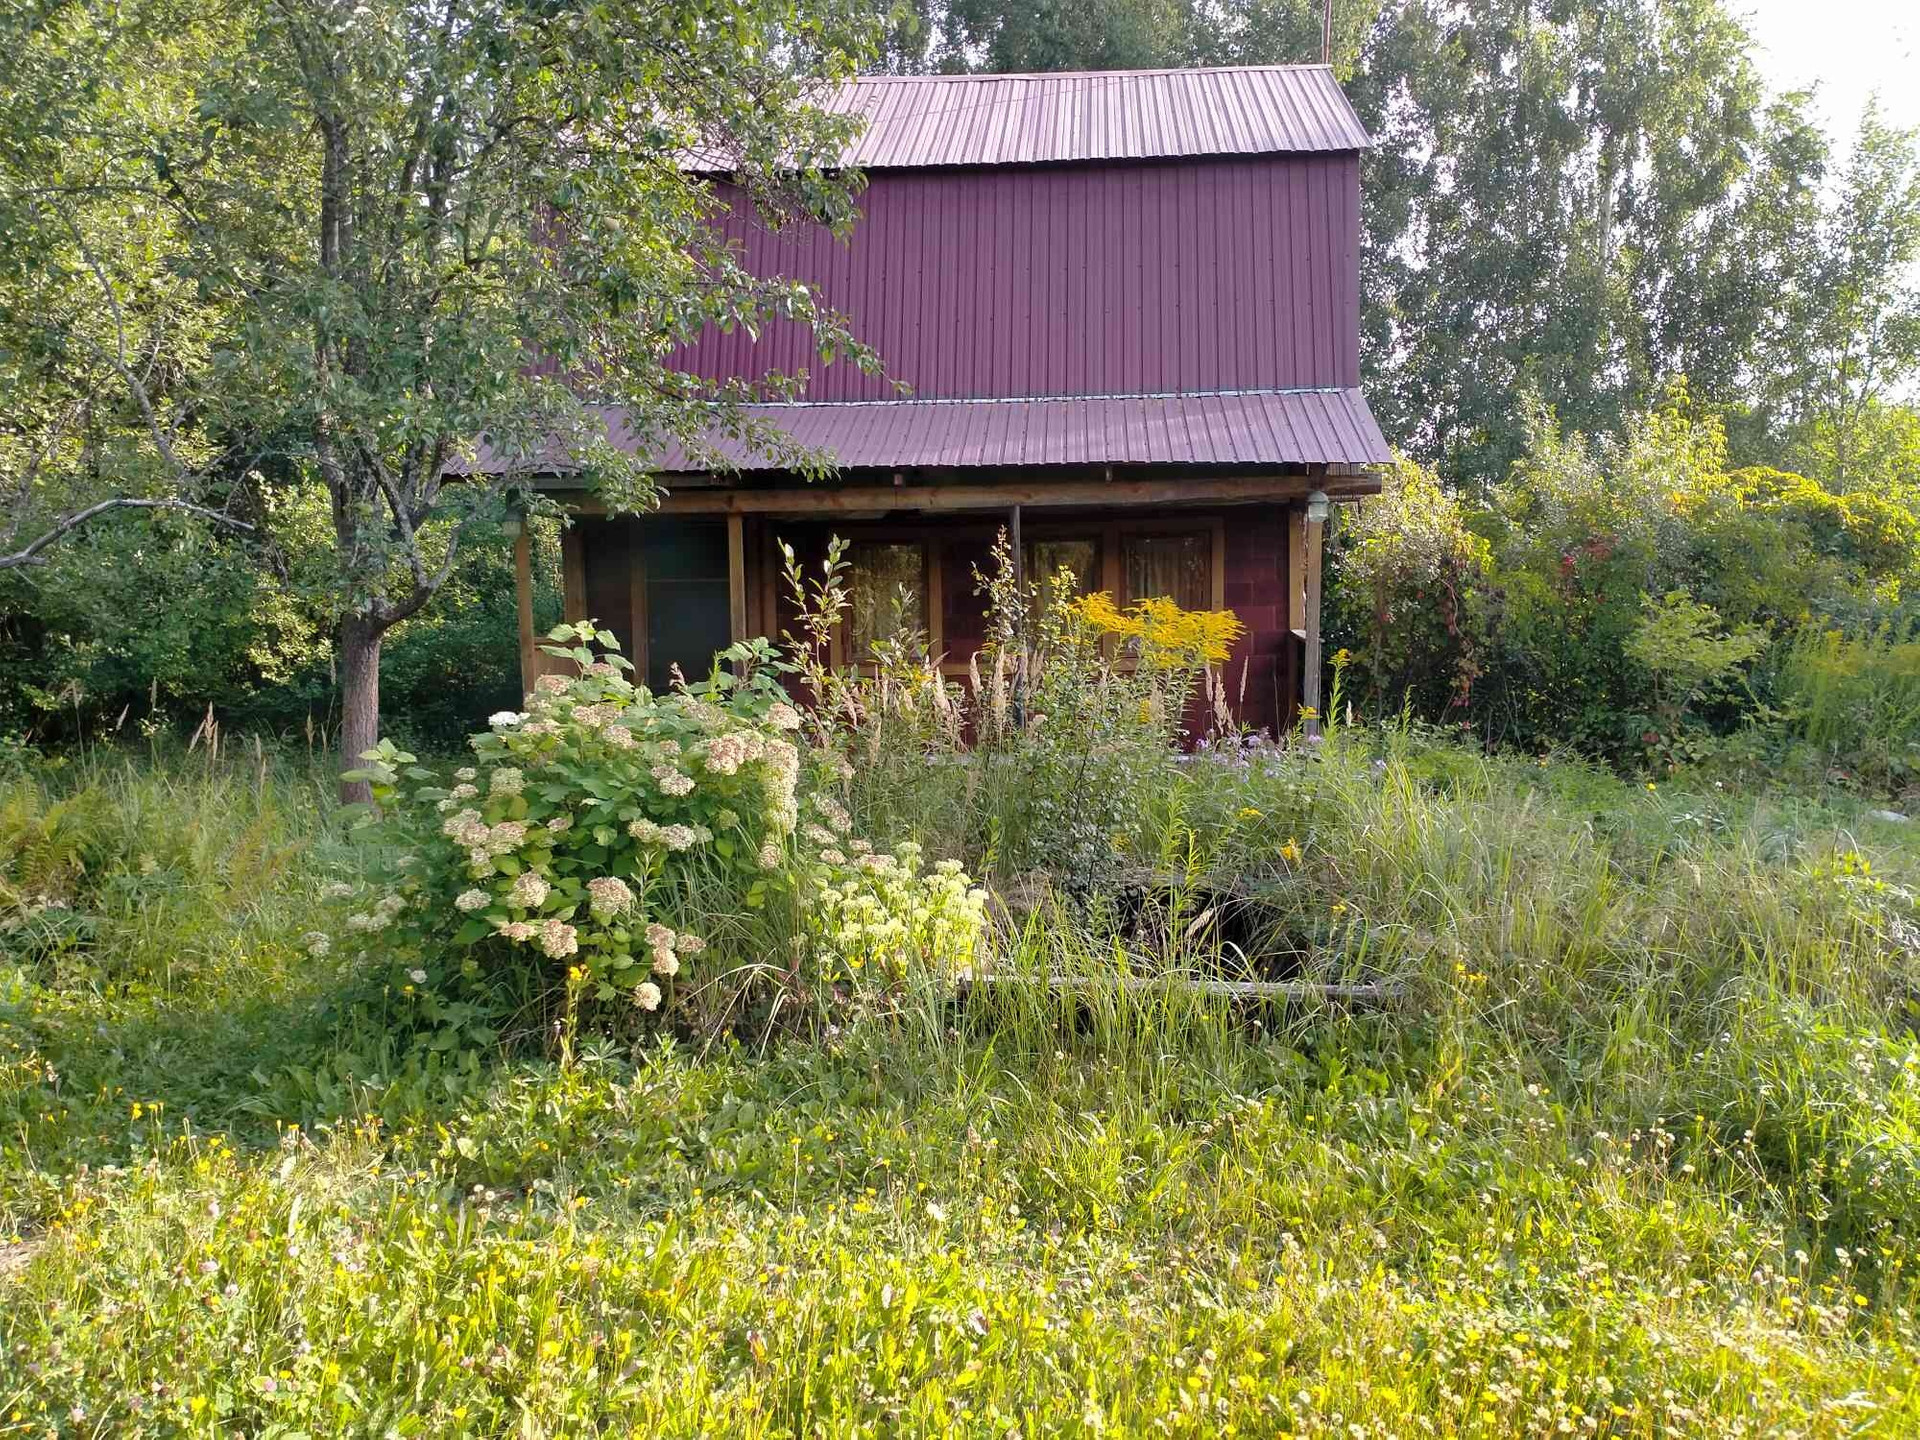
956,971,1402,1006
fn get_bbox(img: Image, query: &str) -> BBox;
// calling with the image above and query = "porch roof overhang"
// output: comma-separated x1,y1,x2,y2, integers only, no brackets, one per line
452,387,1392,483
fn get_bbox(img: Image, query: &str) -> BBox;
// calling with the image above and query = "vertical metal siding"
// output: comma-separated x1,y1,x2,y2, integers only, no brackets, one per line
675,153,1361,402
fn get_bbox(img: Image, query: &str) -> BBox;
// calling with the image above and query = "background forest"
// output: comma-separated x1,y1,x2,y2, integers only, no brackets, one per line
3,0,1916,787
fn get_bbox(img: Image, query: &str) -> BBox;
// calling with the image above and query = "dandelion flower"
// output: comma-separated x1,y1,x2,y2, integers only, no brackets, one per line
455,889,491,912
635,981,662,1012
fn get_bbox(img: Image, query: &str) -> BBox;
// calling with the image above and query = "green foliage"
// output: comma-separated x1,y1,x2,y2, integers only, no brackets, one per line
337,622,807,1032
1624,590,1766,723
3,737,1920,1431
1327,457,1494,717
1775,623,1920,790
781,529,1246,891
0,510,563,748
3,0,890,786
332,621,985,1063
1331,390,1920,786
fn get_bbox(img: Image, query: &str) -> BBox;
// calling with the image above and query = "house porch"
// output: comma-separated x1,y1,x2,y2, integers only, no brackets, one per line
515,467,1374,737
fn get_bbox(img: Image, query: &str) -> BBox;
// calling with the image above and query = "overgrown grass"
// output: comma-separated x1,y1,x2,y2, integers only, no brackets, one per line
2,736,1918,1435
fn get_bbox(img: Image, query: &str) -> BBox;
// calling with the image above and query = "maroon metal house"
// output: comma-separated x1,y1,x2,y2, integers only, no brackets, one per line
520,65,1390,733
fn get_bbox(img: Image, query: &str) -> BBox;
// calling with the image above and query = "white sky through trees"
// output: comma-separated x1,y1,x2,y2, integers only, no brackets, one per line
1742,0,1919,143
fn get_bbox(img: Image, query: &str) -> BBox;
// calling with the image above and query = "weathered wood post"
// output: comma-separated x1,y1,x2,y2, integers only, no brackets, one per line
1301,489,1328,740
511,516,537,697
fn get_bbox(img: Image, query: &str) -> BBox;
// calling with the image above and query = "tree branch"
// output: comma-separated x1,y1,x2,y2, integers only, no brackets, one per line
0,498,254,573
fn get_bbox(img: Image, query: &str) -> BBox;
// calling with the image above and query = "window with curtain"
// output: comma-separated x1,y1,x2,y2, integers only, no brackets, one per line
1122,532,1210,610
1023,537,1098,618
848,542,927,655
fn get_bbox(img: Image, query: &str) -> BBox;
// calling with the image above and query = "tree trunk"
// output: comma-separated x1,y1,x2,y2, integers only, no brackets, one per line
338,616,383,806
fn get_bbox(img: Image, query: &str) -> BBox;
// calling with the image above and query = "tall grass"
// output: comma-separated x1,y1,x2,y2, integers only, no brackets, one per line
1,734,1917,1434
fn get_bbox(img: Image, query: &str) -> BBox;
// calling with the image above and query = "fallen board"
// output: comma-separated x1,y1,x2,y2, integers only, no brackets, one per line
955,971,1403,1006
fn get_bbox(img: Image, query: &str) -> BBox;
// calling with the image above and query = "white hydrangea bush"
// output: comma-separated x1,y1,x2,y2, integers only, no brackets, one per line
339,623,804,1013
334,622,991,1037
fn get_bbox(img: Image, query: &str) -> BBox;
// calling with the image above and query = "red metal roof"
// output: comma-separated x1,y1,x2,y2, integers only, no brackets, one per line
456,389,1390,476
794,67,1369,170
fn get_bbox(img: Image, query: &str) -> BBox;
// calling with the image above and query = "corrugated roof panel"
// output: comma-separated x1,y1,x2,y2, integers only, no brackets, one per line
451,391,1392,477
629,389,1393,471
792,66,1368,171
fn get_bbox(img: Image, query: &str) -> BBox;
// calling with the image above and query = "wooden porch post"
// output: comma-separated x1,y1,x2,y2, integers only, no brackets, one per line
560,524,587,623
513,526,537,696
726,513,747,643
1301,490,1328,740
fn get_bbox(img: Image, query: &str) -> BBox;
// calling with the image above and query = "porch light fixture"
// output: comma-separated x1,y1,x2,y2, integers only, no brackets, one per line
500,510,524,539
1305,490,1330,523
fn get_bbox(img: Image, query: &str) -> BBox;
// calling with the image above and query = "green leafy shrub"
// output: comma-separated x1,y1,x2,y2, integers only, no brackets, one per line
1775,621,1920,790
334,622,985,1056
1328,388,1920,784
806,839,988,986
1328,457,1494,718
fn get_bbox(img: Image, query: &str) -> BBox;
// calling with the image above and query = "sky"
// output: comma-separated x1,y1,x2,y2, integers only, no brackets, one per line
1740,0,1920,146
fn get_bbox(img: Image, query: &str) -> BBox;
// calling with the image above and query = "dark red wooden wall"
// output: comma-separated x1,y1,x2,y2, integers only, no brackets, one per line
676,154,1362,403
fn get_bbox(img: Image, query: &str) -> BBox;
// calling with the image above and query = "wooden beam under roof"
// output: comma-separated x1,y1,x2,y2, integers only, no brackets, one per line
549,471,1379,519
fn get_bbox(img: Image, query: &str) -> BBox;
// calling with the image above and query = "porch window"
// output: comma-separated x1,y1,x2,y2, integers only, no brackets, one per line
848,541,929,656
1122,532,1210,611
1023,537,1099,617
